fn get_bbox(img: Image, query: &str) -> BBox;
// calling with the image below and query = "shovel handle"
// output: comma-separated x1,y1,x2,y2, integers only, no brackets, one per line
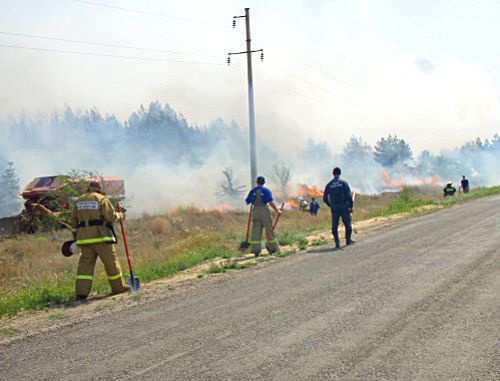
245,205,254,241
272,203,286,233
117,203,134,275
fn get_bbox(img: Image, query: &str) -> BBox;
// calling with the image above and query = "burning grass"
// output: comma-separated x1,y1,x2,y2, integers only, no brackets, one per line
1,185,499,317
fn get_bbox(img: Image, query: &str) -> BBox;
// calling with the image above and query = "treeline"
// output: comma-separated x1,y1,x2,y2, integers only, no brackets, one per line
0,101,498,211
4,102,253,168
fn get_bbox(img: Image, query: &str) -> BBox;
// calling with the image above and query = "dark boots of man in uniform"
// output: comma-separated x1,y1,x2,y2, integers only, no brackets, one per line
323,167,355,249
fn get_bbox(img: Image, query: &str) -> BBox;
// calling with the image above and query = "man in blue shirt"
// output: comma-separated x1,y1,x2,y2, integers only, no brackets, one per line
309,197,320,215
245,176,282,256
323,167,354,249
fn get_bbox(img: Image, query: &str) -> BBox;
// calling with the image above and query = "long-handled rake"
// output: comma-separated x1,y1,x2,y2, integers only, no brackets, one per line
239,204,254,250
265,202,285,253
117,203,141,292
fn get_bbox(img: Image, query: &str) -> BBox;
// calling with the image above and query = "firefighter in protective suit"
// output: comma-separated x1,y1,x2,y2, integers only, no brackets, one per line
245,176,281,256
71,181,128,300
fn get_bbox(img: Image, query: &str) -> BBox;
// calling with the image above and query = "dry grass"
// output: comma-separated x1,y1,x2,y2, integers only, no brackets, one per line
0,191,406,297
1,185,497,316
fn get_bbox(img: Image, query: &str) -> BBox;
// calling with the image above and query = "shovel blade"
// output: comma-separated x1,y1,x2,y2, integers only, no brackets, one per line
128,276,141,292
239,241,251,250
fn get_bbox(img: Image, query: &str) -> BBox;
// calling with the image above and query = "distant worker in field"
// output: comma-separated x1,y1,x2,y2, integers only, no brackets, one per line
460,175,470,193
323,167,354,249
245,176,282,257
443,182,457,197
71,181,129,301
309,197,320,215
298,196,309,212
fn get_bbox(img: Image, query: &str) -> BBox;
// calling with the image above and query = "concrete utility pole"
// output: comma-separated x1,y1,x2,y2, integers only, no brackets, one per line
228,8,264,187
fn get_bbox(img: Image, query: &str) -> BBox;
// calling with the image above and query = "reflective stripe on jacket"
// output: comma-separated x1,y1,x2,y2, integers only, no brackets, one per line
71,191,117,245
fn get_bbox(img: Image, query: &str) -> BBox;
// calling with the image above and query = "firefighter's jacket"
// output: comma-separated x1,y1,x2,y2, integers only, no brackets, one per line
71,190,118,246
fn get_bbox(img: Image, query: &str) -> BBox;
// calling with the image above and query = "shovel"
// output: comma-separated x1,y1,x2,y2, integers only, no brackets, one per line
239,204,254,250
265,202,285,253
117,203,141,292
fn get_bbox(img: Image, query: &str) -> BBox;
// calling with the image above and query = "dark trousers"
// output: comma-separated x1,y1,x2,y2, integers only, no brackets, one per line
331,208,352,243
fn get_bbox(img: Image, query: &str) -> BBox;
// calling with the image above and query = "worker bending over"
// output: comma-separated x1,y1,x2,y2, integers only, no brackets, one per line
443,183,457,197
71,181,129,300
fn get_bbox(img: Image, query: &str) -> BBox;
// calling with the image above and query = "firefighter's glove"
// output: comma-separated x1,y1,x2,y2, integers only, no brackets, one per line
115,212,125,222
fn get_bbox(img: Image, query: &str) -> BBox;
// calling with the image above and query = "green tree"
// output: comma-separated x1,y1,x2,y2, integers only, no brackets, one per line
0,162,21,217
373,135,413,167
271,163,292,197
341,136,373,163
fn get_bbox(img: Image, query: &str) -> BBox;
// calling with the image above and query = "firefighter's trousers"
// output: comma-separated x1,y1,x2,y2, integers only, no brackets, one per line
250,206,279,255
76,243,127,297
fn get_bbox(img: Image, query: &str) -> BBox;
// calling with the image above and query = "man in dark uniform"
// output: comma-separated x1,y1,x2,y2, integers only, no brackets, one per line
309,197,320,215
323,167,354,249
460,176,470,193
245,176,282,256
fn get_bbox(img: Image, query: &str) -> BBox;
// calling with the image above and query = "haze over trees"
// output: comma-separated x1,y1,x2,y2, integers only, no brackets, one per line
217,167,245,199
374,135,413,167
0,102,498,211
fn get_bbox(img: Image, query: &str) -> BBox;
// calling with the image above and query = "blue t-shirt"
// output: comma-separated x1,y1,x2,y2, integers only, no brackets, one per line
245,186,273,205
310,201,320,213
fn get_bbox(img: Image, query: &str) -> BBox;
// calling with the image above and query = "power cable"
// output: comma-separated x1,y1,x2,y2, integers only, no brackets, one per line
0,31,224,59
72,0,230,29
261,61,452,140
0,43,224,65
229,65,399,131
230,64,453,142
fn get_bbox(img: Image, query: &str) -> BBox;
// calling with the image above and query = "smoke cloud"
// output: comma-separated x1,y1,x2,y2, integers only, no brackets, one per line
0,101,499,218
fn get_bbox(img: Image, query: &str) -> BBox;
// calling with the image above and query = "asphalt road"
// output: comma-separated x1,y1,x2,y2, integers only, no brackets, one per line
1,196,499,380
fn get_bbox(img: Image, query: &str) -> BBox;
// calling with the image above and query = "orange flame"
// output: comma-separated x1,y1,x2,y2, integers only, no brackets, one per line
297,184,323,197
383,169,406,187
286,199,300,209
213,203,235,212
383,169,442,188
421,175,441,185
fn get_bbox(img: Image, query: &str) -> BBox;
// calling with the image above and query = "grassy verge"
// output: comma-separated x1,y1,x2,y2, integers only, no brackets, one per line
1,185,499,317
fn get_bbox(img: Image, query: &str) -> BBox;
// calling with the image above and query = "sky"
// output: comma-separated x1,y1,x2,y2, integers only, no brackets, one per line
1,0,500,154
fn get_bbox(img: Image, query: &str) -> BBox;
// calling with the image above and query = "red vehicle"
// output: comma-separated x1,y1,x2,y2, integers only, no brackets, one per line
0,175,125,236
22,175,125,211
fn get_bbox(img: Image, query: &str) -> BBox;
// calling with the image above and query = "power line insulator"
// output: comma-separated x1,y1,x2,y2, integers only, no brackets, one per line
227,56,231,66
232,19,236,28
260,52,264,62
